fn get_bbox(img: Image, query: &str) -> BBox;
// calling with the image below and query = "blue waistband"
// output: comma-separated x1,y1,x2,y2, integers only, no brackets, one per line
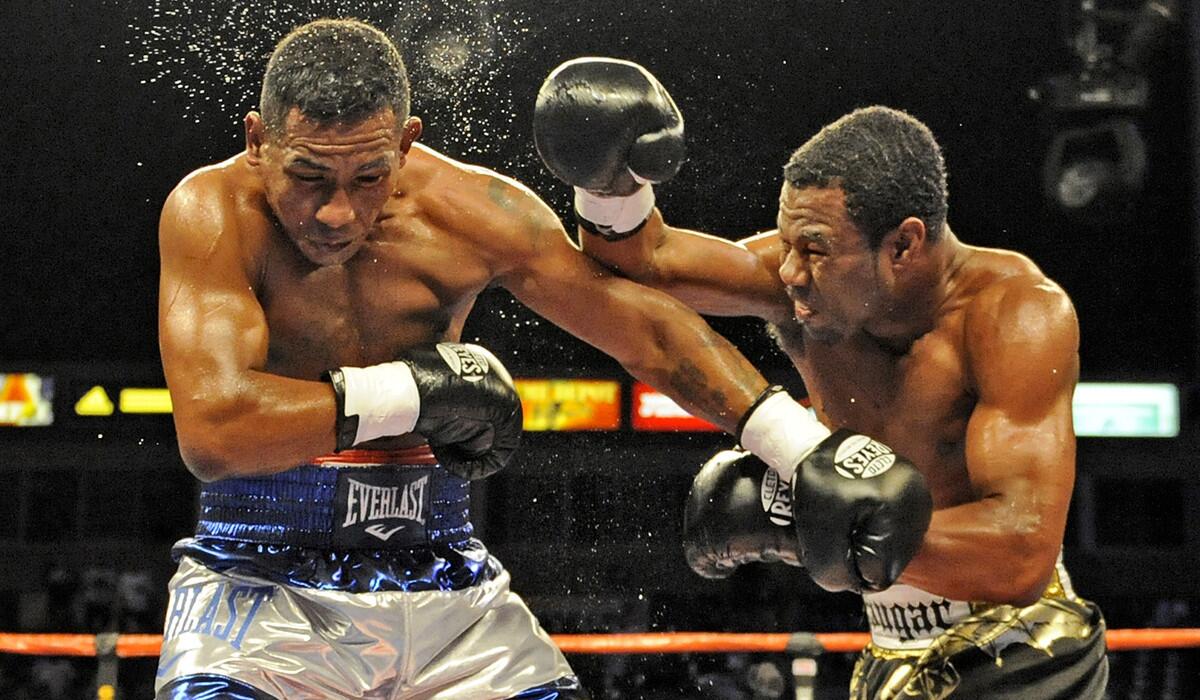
173,536,499,592
196,463,472,549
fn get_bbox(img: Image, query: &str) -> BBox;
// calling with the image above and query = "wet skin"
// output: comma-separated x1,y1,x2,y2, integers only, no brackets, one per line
579,184,1081,605
159,107,772,480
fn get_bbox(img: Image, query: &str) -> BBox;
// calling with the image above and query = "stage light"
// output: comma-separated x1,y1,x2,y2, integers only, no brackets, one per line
1030,0,1176,223
1040,114,1147,220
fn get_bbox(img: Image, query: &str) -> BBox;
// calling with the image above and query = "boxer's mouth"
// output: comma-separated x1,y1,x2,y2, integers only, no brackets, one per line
309,236,355,254
793,300,814,321
786,288,814,321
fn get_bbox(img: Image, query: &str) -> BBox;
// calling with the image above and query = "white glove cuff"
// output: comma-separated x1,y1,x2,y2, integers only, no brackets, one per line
573,182,655,235
338,362,421,445
739,390,831,482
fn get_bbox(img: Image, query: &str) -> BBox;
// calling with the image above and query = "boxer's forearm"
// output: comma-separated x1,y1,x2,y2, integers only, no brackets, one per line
896,499,1064,606
497,191,769,433
169,370,338,481
581,210,788,319
607,302,768,434
577,208,666,283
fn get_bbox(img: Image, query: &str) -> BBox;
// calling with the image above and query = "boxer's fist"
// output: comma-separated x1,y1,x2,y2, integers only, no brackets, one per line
682,449,803,579
327,343,522,480
534,57,685,195
792,430,933,593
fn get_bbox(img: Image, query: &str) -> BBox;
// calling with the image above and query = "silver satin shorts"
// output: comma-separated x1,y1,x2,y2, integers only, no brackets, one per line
155,555,576,699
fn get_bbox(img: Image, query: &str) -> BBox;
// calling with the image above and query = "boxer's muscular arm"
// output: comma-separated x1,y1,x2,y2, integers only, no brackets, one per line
898,277,1079,606
158,173,337,481
488,179,769,432
579,211,794,323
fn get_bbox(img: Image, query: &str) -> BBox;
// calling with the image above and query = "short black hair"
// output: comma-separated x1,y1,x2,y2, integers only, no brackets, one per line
260,19,410,136
783,106,948,248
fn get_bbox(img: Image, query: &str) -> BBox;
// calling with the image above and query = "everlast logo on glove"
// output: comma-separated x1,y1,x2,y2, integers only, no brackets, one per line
435,343,490,382
832,435,896,479
759,467,794,527
334,469,431,547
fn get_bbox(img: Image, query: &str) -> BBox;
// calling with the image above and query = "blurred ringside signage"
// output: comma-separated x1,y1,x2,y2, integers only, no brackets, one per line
0,373,54,426
631,382,721,432
0,370,1184,438
513,379,621,431
1072,382,1179,438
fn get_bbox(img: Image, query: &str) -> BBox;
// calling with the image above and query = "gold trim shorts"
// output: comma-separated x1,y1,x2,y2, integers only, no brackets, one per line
851,561,1108,699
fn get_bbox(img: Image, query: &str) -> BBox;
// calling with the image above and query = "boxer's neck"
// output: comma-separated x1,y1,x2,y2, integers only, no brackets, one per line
862,228,968,353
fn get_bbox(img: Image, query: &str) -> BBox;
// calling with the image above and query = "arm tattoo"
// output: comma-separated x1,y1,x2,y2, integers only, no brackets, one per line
488,178,549,248
665,357,733,423
487,178,517,211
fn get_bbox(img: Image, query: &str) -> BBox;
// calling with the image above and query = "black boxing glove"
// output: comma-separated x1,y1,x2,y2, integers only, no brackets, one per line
735,386,932,592
326,343,522,480
534,57,685,239
791,429,933,593
682,448,803,579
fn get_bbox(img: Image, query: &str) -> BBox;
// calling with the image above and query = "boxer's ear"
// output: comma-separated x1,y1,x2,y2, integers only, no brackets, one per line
399,116,423,154
245,111,266,165
884,217,927,265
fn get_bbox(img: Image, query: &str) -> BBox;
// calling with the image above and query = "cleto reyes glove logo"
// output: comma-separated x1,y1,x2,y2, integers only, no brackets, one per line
435,343,491,382
760,467,794,527
833,435,896,479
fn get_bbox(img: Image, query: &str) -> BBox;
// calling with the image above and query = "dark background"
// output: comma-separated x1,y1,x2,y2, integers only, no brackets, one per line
1,0,1197,697
2,0,1195,378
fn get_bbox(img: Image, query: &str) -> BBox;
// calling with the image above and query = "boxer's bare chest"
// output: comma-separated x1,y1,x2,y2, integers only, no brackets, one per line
786,314,977,505
254,215,495,378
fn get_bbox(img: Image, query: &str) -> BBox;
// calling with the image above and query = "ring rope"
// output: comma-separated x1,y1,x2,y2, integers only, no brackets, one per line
1,629,1199,658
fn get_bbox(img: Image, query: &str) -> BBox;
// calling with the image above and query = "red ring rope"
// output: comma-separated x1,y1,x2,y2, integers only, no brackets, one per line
1,629,1198,658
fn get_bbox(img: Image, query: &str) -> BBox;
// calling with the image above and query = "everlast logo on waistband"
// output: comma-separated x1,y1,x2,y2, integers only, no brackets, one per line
343,477,428,528
333,469,432,548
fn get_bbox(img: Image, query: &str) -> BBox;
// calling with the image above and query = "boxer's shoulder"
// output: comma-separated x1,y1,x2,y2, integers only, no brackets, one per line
955,245,1048,288
960,252,1078,387
169,153,261,208
965,268,1074,330
161,154,271,275
951,247,1069,322
402,144,561,258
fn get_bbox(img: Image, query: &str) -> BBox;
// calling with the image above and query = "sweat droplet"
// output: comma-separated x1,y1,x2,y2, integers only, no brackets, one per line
118,1,532,169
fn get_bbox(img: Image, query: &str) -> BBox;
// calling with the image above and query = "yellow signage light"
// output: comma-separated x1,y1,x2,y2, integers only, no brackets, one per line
119,388,174,414
75,386,115,416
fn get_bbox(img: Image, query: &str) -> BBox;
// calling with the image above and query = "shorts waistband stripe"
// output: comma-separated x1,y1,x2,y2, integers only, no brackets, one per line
312,446,438,465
